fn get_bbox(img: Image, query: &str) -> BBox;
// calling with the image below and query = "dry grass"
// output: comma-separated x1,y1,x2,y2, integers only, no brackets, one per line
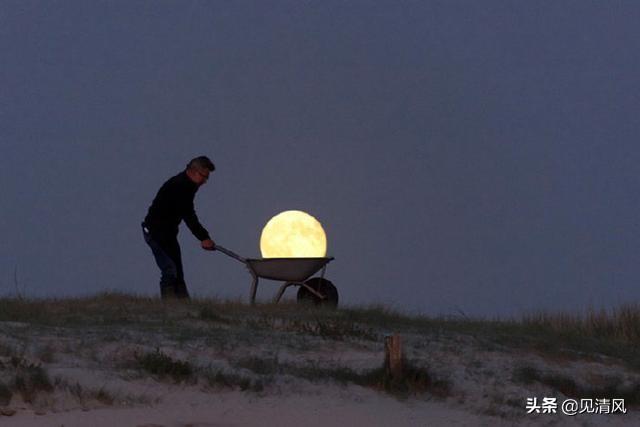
522,305,640,344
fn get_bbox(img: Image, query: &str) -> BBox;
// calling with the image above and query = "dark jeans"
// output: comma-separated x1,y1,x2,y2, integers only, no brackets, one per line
142,224,190,299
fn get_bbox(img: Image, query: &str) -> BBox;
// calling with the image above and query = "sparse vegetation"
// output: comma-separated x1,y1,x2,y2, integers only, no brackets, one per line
2,293,640,418
135,349,193,383
53,378,117,406
35,343,56,363
198,306,230,323
511,365,539,385
513,365,640,406
522,305,640,344
95,387,115,405
230,355,450,399
49,377,149,407
0,381,12,405
233,355,280,376
204,369,265,392
10,357,53,403
302,362,451,399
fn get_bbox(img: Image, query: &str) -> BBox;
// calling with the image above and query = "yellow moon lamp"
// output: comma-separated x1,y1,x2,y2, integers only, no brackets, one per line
260,210,327,258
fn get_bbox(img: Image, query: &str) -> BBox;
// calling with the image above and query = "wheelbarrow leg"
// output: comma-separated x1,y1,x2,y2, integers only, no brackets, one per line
300,282,327,300
249,270,259,305
274,282,296,303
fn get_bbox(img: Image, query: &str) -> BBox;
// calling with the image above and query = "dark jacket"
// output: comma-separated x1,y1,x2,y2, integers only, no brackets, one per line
143,171,210,241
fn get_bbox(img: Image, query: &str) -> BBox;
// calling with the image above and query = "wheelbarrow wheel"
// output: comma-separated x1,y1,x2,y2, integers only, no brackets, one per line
297,277,338,308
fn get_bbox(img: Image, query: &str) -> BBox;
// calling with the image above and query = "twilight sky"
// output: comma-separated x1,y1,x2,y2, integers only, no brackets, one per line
2,1,639,316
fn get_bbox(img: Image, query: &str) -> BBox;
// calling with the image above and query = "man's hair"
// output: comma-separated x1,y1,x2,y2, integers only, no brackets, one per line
187,156,215,172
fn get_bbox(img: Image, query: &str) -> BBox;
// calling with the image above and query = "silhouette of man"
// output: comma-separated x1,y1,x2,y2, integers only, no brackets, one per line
142,156,216,299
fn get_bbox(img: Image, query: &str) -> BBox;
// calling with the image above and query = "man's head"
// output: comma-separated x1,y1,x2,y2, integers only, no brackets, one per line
186,156,215,186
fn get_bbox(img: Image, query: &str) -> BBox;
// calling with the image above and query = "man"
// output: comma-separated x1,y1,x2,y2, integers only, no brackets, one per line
142,156,216,299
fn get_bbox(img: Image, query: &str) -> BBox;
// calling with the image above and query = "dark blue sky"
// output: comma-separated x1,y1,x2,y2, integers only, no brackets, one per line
2,1,639,316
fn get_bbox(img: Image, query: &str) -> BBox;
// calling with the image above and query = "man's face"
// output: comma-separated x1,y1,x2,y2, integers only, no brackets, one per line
191,168,210,186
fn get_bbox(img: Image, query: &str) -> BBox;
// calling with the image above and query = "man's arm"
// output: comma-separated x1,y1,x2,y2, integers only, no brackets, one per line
183,198,212,243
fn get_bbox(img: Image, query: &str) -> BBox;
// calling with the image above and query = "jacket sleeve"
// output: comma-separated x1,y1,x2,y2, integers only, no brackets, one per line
183,197,211,241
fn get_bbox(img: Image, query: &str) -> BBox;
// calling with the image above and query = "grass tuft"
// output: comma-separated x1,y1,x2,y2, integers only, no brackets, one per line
204,369,265,392
135,349,193,383
234,356,280,376
0,381,12,405
11,358,53,403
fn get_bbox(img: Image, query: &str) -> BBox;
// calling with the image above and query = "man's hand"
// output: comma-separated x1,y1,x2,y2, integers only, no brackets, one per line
201,239,216,251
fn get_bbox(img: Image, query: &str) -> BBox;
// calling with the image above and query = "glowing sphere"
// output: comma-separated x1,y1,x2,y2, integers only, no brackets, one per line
260,210,327,258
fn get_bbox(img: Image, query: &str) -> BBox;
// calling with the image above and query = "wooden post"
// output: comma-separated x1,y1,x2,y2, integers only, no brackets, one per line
384,334,403,380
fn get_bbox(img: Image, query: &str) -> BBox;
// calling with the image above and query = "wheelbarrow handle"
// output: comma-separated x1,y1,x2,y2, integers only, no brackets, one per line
214,244,247,264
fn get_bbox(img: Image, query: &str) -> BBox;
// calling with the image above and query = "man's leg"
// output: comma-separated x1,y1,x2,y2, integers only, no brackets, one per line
142,227,179,298
162,238,190,299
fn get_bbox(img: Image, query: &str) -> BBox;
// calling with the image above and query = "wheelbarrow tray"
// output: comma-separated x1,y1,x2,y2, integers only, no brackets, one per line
245,257,334,282
214,245,335,304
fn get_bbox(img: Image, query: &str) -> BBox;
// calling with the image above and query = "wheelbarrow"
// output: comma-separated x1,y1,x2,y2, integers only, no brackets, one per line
215,245,338,307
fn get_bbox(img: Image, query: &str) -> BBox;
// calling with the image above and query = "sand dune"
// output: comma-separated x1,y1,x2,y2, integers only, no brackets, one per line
0,295,638,426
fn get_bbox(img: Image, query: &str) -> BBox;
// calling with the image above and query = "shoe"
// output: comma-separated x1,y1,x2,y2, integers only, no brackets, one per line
174,282,191,300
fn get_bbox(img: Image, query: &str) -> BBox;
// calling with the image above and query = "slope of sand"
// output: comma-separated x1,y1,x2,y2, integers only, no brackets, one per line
0,296,638,426
5,387,502,427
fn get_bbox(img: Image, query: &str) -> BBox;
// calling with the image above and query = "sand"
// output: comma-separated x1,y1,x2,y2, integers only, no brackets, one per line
1,298,638,426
